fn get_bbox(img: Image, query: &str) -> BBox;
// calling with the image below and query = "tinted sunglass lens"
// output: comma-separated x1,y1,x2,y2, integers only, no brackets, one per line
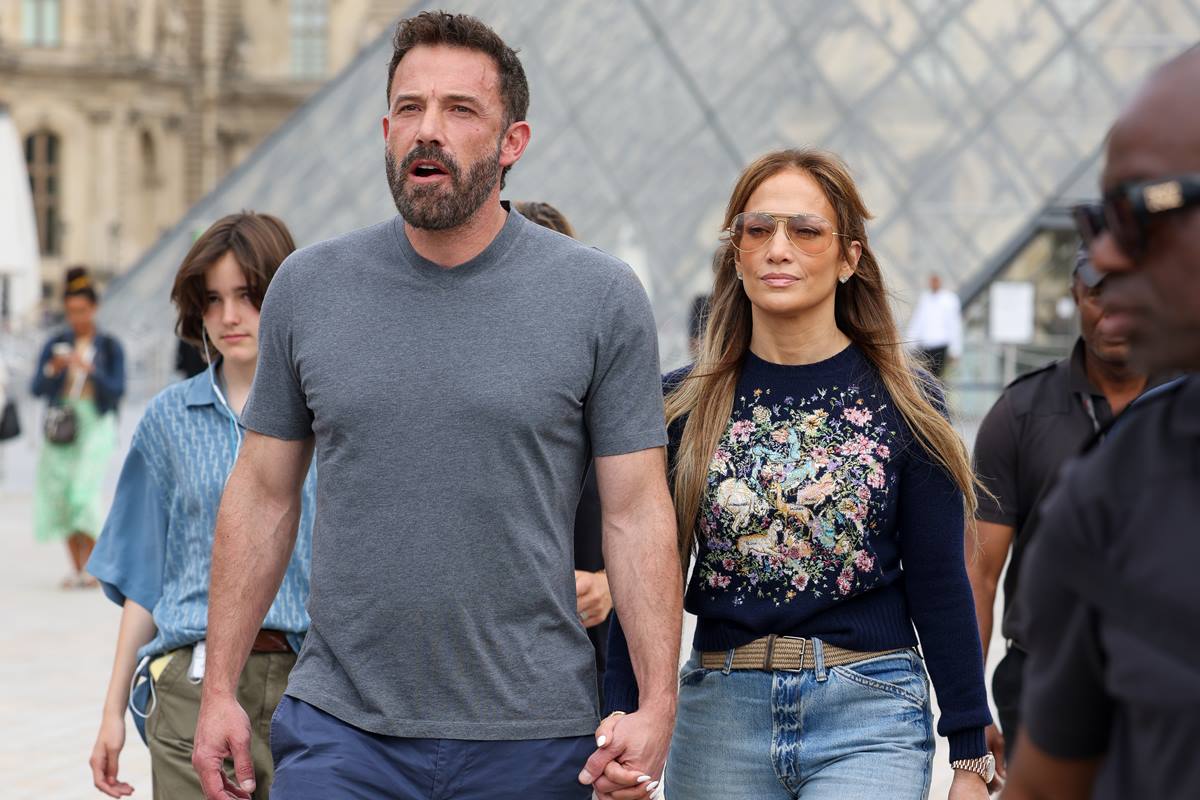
785,215,832,254
1072,204,1104,245
1105,196,1144,257
733,213,778,250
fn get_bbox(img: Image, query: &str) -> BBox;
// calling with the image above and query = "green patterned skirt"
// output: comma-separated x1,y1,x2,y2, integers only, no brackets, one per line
33,399,118,542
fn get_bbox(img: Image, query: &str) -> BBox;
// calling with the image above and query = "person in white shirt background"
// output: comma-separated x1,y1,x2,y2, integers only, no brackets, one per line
907,273,963,378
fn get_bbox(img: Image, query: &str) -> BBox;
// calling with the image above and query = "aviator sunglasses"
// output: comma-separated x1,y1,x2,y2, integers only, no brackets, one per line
723,212,851,255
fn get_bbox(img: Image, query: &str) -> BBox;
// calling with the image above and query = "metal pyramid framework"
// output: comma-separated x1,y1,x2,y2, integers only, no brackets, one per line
103,0,1200,369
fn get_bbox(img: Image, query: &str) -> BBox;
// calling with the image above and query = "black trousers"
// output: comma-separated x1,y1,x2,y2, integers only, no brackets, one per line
992,646,1027,761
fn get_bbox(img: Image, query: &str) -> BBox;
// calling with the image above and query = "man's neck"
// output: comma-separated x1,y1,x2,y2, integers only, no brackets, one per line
404,199,508,268
1084,349,1147,416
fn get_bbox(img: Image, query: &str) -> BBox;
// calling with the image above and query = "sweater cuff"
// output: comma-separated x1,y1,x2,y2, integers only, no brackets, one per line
601,682,641,717
948,728,988,762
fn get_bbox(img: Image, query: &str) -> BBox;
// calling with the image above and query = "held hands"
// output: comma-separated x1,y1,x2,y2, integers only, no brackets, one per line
191,692,256,800
580,709,672,800
575,570,612,628
89,711,134,798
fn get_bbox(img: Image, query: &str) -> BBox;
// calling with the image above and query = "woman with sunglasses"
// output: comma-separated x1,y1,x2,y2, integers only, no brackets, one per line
86,213,316,799
599,150,993,800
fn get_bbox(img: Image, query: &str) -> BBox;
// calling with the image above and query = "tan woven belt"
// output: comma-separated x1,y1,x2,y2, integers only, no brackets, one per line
700,634,903,671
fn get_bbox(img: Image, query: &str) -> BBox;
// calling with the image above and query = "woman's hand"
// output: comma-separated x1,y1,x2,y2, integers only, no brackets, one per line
948,768,993,799
48,354,71,375
576,570,613,628
90,711,135,797
67,351,95,374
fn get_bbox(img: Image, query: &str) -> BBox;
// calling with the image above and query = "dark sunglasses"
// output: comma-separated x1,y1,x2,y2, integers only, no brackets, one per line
1073,174,1200,257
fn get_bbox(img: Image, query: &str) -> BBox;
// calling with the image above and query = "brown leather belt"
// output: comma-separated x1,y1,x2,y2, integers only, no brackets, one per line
701,634,902,671
251,629,293,654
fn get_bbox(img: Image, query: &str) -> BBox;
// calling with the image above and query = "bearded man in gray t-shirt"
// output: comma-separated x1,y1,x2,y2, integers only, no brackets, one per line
191,12,681,800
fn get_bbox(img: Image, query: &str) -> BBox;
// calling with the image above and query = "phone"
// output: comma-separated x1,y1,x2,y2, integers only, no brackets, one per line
188,640,207,682
51,342,72,358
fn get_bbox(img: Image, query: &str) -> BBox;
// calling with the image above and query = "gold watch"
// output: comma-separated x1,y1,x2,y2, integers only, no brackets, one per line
951,752,996,783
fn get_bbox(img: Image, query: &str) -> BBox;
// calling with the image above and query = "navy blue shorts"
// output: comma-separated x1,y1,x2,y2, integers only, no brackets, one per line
270,696,595,800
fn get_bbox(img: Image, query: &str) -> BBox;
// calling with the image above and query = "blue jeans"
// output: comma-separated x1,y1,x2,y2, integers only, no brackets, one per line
269,696,594,799
666,643,934,799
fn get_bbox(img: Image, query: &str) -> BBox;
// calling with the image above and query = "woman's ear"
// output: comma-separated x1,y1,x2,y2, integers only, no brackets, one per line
843,240,862,276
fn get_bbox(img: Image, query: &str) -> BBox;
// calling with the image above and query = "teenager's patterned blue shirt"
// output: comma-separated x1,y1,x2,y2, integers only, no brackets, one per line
89,371,315,659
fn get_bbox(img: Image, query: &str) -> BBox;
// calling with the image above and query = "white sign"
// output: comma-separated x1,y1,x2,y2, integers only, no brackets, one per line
989,281,1036,344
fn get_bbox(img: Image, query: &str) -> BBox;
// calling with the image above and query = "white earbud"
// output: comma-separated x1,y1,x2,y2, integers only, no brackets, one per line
202,332,243,455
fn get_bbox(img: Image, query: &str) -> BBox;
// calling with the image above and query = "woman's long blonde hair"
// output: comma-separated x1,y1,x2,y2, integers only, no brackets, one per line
667,148,977,564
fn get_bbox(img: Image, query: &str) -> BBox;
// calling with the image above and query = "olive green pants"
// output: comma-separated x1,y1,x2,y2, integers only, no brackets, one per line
146,646,296,800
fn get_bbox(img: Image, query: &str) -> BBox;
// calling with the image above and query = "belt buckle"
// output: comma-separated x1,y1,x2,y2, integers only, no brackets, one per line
779,636,807,672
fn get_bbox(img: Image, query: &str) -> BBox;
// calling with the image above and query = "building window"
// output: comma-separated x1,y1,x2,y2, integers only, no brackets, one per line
291,0,328,79
25,130,61,256
21,0,62,47
140,130,159,189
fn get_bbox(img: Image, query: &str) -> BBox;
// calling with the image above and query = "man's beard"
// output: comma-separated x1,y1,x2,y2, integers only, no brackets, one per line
386,142,502,231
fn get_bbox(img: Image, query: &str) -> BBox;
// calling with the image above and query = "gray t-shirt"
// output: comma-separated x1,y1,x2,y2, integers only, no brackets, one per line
242,209,667,740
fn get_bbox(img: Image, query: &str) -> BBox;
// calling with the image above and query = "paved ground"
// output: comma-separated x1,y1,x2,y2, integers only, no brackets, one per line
0,487,153,799
0,406,1001,799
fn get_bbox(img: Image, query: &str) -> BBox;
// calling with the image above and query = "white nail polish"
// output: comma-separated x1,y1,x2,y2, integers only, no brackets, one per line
646,780,660,791
596,735,607,747
637,775,651,783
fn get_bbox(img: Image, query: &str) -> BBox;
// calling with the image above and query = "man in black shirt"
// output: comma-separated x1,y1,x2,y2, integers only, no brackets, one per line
1004,46,1200,799
968,247,1161,768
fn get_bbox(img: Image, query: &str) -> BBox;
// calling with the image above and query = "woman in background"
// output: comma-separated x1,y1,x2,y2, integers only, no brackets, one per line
31,266,125,588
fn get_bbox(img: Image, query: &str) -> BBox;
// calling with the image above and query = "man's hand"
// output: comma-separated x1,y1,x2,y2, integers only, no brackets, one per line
986,724,1007,783
89,712,134,797
949,769,992,799
580,708,673,799
191,693,256,800
576,570,612,628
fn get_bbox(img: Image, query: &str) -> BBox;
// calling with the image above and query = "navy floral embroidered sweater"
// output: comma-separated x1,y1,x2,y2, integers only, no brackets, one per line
605,345,991,761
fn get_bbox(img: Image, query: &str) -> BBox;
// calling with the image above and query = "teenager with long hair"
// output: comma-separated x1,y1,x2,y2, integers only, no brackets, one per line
599,150,994,800
87,213,315,799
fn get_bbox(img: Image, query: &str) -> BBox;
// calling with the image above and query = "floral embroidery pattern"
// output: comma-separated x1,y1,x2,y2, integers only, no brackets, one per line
696,384,897,605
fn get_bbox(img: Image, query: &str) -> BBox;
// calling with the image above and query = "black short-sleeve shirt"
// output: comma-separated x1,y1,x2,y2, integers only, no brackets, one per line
973,340,1117,635
1012,376,1200,799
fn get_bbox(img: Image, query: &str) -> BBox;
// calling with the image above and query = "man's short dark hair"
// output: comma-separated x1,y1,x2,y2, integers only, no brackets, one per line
386,12,530,129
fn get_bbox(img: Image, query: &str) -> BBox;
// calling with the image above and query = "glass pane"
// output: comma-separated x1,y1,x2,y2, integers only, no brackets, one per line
46,133,58,165
21,0,37,43
44,0,61,47
24,134,35,164
45,206,59,255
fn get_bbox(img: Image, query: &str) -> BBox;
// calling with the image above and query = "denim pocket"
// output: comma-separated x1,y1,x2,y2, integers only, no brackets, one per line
831,650,928,709
678,667,712,688
678,651,712,688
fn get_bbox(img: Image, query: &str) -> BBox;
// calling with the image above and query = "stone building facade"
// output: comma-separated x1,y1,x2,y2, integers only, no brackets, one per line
0,0,405,311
